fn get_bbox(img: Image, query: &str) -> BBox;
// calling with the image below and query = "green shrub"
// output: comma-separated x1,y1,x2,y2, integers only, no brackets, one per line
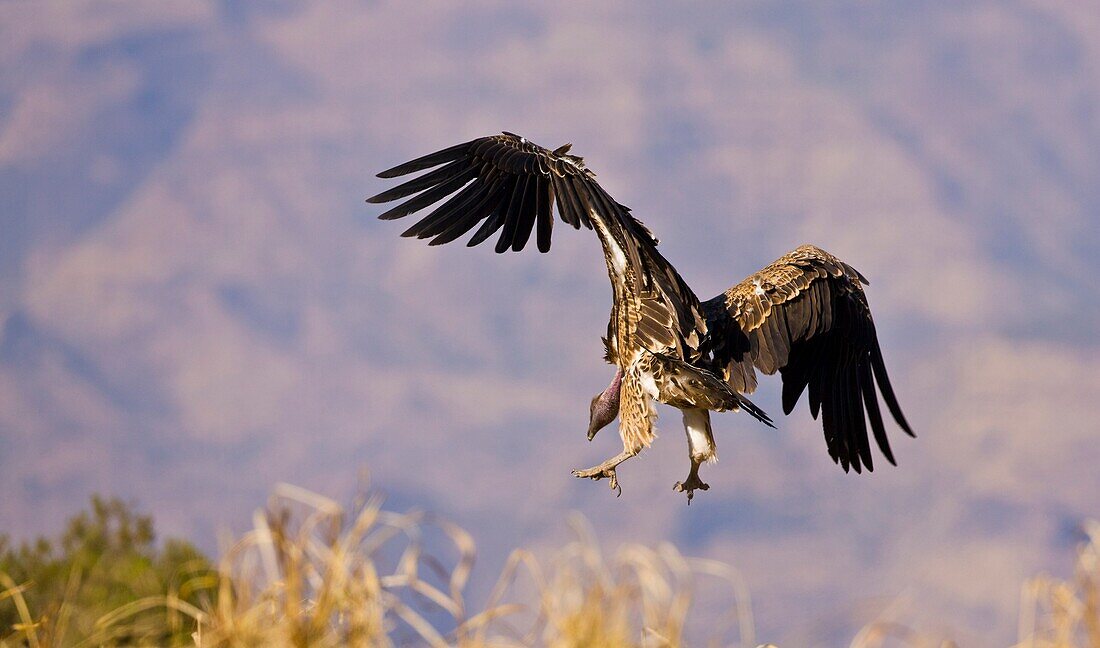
0,495,213,646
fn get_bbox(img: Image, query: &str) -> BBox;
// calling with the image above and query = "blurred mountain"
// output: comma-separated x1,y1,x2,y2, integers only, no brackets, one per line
2,2,1099,644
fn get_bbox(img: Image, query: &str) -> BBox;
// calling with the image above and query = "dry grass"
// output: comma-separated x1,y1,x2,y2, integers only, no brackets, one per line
1015,521,1100,648
1,483,757,647
190,483,762,647
2,484,1099,647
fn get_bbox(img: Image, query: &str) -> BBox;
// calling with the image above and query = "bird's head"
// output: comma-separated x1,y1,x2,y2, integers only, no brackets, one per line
587,369,623,441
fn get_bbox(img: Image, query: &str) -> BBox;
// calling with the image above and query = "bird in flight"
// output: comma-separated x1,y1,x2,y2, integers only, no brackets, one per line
368,132,913,501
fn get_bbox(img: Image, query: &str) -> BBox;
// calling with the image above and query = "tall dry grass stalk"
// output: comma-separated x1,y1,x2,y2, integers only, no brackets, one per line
1,482,759,646
3,482,1098,647
1015,521,1100,648
192,483,759,647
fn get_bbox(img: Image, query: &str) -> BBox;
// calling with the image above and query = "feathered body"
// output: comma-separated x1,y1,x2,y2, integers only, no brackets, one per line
369,132,913,500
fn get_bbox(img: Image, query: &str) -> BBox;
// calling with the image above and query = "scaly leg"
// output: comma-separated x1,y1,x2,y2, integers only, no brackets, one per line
674,408,715,504
572,449,638,496
674,460,709,504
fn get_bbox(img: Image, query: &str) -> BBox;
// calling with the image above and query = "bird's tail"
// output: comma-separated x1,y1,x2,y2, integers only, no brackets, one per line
646,352,774,427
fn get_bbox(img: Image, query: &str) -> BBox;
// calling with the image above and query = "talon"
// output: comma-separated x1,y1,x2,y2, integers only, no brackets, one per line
673,476,709,504
572,466,622,496
572,449,636,497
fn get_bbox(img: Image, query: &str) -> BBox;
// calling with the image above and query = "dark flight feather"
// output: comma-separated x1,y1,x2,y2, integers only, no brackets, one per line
702,244,914,473
375,140,476,178
371,133,641,252
369,132,707,363
370,136,913,477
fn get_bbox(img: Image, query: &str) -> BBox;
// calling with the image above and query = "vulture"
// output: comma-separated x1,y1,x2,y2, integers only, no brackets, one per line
368,132,913,501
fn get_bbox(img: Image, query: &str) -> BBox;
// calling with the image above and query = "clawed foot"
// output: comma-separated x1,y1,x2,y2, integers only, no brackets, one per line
673,474,709,504
572,465,621,496
572,450,636,497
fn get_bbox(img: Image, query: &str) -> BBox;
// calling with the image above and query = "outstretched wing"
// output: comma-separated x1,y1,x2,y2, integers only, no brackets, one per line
367,131,656,254
702,245,914,473
368,132,707,358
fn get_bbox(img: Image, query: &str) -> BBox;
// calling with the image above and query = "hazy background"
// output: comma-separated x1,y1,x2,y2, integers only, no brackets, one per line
2,1,1098,644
